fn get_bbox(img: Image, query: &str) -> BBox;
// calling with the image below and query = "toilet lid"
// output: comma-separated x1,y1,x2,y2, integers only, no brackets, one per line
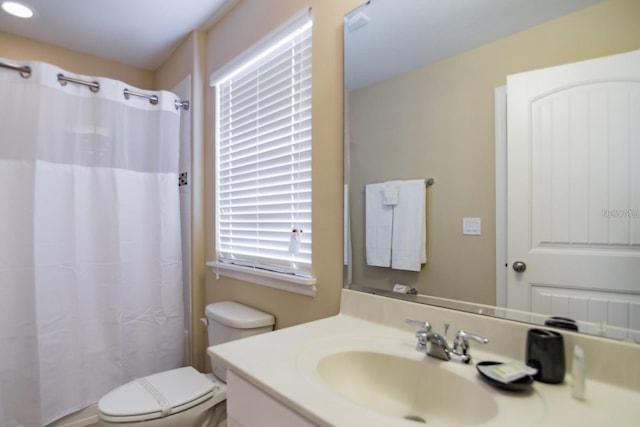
98,367,218,422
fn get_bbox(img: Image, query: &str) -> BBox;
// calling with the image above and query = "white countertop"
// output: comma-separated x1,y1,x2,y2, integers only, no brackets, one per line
208,291,640,426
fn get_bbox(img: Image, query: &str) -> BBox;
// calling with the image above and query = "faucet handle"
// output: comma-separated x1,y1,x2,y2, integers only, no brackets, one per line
405,319,432,332
406,320,432,353
453,330,489,356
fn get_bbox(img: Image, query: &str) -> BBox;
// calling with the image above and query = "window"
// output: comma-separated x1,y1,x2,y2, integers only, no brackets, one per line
211,11,313,289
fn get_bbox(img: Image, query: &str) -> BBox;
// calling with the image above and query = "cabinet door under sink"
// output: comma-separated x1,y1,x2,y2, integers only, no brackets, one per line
226,370,316,427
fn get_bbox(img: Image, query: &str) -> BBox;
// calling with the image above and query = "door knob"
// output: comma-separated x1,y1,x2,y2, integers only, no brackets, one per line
512,261,527,273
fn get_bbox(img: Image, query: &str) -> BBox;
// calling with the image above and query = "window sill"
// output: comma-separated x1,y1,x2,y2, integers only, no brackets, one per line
206,261,317,297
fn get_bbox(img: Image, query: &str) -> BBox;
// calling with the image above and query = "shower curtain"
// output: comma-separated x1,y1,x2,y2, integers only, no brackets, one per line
0,59,184,427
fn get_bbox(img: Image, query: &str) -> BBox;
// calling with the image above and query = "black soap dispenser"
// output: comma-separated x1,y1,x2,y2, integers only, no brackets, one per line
525,328,565,384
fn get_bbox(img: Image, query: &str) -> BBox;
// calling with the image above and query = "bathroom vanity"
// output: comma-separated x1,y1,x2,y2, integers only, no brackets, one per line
209,289,640,426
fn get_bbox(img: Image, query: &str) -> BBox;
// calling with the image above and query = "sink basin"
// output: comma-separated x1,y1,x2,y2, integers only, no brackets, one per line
316,350,497,425
297,334,545,426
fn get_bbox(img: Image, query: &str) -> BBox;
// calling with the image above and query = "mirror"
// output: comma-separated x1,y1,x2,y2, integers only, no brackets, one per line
343,0,640,341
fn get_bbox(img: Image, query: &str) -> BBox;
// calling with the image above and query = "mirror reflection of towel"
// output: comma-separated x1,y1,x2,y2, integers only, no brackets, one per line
365,179,427,271
392,179,426,271
382,180,400,205
365,183,393,267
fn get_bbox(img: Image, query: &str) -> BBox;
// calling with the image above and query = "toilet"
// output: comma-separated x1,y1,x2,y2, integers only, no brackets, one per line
97,302,275,427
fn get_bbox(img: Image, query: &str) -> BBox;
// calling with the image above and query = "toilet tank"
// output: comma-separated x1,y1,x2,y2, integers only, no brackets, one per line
205,301,275,382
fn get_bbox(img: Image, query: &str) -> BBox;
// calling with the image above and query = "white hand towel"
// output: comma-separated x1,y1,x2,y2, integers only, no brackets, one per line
365,183,393,267
382,180,400,205
392,179,427,271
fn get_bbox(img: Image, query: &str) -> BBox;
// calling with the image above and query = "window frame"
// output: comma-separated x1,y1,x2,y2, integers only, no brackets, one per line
208,9,316,297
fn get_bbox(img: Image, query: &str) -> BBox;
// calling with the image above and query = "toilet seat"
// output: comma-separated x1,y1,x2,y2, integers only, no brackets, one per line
98,367,226,423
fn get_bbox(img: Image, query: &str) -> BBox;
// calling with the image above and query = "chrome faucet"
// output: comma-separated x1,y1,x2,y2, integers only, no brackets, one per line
451,329,489,362
406,320,488,364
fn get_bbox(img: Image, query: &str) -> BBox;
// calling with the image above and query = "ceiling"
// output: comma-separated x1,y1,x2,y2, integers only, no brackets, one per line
344,0,603,91
1,0,605,78
0,0,238,70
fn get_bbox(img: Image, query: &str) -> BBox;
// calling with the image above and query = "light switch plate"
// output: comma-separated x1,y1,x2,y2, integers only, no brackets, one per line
463,217,481,235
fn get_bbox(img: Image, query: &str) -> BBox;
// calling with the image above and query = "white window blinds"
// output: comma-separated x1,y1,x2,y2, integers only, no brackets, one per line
213,12,312,277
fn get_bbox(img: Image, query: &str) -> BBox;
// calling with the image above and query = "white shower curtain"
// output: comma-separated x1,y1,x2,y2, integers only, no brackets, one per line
0,59,184,426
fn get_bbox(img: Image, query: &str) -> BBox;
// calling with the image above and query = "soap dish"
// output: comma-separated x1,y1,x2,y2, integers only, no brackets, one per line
476,361,534,392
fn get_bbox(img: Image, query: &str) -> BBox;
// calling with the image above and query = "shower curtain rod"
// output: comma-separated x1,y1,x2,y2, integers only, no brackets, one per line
57,73,100,93
1,60,190,110
124,88,190,110
124,87,158,104
175,100,190,111
0,61,31,78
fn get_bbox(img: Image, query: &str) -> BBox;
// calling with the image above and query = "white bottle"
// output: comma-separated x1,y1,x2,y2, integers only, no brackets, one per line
571,345,586,400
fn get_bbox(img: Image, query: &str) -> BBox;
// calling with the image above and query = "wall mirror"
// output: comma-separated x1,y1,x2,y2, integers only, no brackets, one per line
343,0,640,342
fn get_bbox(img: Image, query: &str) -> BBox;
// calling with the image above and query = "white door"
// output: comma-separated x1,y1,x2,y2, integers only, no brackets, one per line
507,49,640,338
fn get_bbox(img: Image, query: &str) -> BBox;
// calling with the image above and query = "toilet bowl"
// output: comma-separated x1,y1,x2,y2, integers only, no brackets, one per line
97,302,275,427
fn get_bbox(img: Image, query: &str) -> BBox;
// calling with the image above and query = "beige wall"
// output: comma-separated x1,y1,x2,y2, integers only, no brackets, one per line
348,0,640,305
155,33,196,90
200,0,362,370
0,30,154,89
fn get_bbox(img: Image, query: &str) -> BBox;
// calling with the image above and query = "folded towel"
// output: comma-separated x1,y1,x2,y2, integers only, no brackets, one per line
365,183,393,267
392,179,426,271
382,180,400,205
